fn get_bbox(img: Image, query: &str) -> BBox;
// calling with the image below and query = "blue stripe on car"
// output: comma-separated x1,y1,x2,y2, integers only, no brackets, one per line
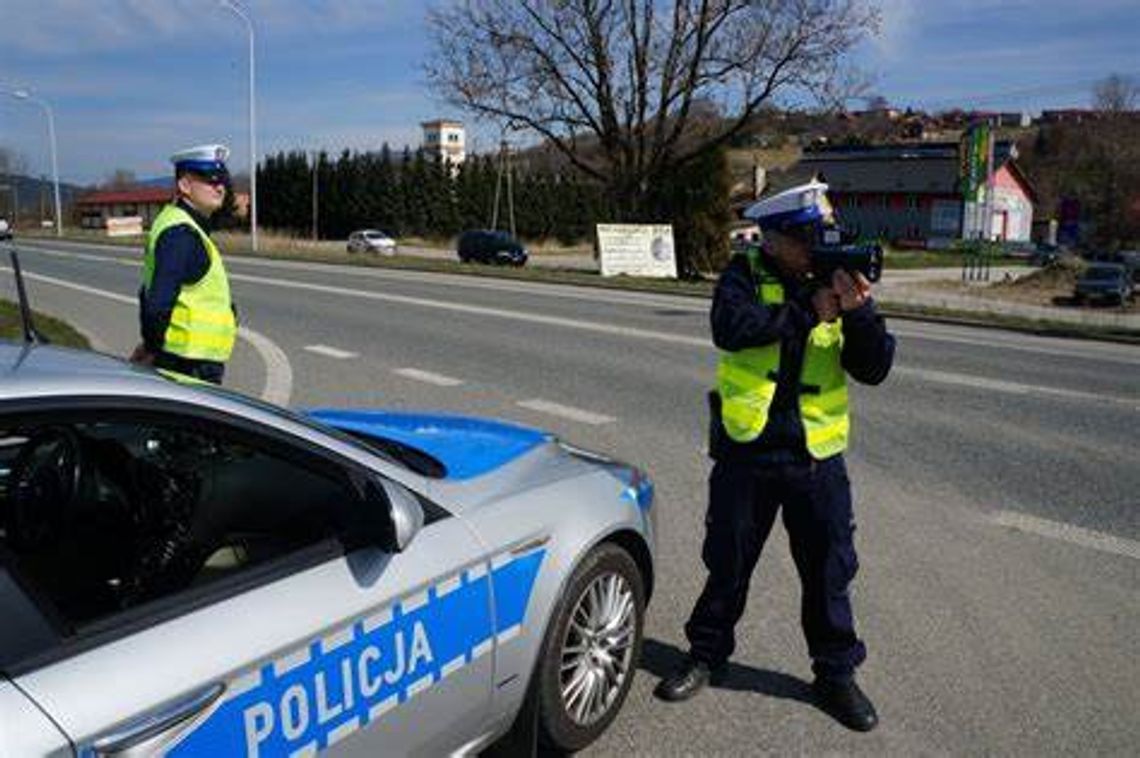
160,549,546,757
307,409,548,480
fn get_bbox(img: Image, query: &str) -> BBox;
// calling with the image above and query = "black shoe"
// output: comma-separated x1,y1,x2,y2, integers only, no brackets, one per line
812,678,879,732
653,658,725,702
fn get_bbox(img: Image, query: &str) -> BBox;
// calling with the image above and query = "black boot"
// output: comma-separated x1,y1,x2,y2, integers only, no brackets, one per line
812,677,879,732
653,658,725,702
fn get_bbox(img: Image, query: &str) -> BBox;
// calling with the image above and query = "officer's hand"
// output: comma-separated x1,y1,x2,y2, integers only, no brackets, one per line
833,270,872,311
811,286,841,323
129,343,155,366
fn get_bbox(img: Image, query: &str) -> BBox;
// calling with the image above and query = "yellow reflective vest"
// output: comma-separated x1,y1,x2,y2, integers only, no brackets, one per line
142,204,236,362
716,251,850,459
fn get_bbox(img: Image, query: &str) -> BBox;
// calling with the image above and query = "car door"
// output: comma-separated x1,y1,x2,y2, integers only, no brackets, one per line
0,407,496,756
0,678,70,755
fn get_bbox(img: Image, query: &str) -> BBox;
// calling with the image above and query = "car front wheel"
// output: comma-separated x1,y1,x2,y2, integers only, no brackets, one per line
535,542,645,753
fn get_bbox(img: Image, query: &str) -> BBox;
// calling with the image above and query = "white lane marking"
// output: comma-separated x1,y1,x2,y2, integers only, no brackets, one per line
893,365,1138,408
393,367,465,386
304,344,358,359
221,270,710,347
517,398,616,425
892,323,1140,366
238,326,293,406
5,267,294,405
992,511,1140,561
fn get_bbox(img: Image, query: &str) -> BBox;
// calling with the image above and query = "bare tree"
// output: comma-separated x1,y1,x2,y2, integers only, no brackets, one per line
1093,73,1138,113
426,0,879,219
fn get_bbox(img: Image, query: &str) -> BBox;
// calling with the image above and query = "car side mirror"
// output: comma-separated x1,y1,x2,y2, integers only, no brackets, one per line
364,477,424,553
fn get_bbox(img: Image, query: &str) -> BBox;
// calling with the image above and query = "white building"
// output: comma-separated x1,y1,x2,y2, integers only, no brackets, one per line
421,120,466,167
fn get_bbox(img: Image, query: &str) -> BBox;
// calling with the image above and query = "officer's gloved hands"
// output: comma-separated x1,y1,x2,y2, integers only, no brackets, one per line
833,270,872,312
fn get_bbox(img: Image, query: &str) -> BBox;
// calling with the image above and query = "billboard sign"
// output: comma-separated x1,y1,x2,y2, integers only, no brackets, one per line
596,223,677,278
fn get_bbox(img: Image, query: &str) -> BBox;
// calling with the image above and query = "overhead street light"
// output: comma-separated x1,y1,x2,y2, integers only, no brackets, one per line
6,88,62,237
218,0,259,253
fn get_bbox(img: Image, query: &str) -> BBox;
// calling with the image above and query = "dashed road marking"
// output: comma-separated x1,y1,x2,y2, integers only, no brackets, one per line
894,366,1138,409
304,344,358,359
993,511,1140,561
393,367,464,386
517,398,615,425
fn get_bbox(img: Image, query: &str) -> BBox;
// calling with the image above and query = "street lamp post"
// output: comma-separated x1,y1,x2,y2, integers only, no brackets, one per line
219,0,258,253
10,89,62,237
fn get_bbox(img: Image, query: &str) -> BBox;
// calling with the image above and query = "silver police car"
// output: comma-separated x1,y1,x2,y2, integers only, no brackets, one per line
0,343,655,756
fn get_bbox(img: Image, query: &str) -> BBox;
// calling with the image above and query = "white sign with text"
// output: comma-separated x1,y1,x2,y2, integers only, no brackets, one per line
596,223,677,278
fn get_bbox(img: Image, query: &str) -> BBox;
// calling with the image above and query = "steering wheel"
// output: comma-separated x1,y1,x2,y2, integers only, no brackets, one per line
6,427,86,553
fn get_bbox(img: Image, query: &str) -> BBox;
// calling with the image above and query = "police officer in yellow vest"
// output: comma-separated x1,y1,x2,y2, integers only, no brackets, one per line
130,144,237,384
655,179,895,732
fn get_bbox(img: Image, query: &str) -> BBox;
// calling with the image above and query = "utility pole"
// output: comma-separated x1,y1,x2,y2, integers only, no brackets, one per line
490,139,516,238
311,149,319,241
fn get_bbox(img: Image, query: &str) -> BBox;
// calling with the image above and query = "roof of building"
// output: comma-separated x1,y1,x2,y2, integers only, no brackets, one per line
798,142,1018,195
421,119,464,128
76,186,174,205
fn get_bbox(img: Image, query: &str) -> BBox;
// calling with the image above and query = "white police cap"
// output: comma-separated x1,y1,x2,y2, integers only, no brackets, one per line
743,177,835,232
171,144,230,175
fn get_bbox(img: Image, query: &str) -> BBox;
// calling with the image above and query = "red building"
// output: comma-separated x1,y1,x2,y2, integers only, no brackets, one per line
76,185,249,231
796,143,1036,247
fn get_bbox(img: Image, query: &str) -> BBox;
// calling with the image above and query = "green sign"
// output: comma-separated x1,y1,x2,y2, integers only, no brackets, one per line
959,122,990,199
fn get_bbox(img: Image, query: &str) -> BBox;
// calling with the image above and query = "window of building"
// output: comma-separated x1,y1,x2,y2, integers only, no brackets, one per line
906,194,919,212
447,134,460,143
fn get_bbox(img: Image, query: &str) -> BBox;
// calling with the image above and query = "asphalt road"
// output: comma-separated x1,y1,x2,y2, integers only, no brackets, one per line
6,239,1139,756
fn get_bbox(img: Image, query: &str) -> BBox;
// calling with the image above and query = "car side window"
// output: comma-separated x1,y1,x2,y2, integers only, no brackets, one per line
0,415,361,632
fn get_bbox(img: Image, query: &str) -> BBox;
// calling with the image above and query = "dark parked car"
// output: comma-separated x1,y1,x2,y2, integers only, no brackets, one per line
457,229,528,266
1074,263,1133,305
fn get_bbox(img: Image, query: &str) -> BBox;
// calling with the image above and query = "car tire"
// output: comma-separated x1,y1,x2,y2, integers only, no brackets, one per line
534,542,645,753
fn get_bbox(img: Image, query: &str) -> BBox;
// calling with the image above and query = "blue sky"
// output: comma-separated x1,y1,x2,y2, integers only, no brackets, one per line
1,0,1137,185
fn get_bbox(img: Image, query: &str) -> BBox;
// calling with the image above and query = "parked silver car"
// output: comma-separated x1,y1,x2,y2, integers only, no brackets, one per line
0,344,655,756
347,229,397,255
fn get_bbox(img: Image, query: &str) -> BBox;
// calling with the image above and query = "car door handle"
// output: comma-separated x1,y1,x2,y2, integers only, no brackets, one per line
89,682,225,757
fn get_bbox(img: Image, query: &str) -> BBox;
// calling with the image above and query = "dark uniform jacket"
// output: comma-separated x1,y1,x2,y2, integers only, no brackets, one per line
709,250,896,464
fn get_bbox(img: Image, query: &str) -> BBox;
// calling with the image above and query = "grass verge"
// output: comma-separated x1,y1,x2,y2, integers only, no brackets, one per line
0,300,91,348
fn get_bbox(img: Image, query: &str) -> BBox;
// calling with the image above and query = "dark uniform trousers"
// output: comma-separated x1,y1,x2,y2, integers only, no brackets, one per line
684,455,867,681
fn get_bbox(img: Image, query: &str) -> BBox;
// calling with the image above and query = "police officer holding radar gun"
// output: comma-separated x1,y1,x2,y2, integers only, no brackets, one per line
131,144,237,384
654,178,895,732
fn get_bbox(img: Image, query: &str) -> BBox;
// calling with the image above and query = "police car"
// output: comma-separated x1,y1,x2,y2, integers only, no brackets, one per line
0,343,655,756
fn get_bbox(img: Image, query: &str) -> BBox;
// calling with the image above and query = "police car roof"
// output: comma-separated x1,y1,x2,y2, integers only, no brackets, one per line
0,341,239,413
